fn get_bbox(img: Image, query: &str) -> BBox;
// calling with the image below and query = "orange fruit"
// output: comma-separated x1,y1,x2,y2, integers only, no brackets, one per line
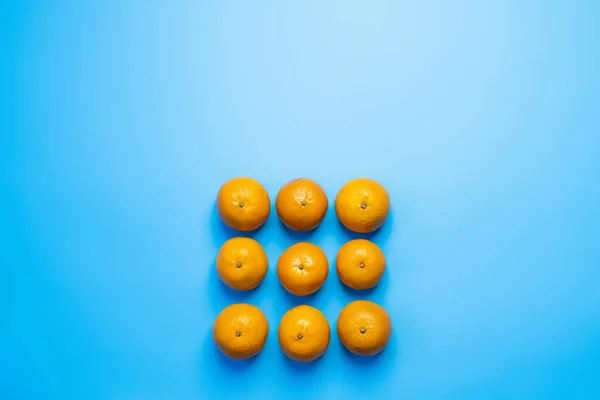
217,177,270,231
335,178,390,233
336,239,386,290
278,305,330,362
277,242,329,296
276,178,328,231
216,237,268,290
337,300,392,356
212,303,269,360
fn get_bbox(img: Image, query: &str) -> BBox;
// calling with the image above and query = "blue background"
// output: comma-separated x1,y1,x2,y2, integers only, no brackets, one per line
2,1,600,399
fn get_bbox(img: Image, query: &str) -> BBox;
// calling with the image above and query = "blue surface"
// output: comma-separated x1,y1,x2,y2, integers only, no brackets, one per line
2,1,600,399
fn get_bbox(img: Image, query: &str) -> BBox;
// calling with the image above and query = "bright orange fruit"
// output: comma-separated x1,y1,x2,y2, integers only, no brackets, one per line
336,239,386,290
277,242,328,296
278,305,330,362
337,300,391,356
216,237,268,290
217,177,270,231
212,303,269,360
276,178,328,231
335,178,390,233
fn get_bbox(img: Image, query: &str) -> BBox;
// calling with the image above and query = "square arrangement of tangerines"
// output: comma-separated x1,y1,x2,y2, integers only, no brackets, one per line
212,177,392,362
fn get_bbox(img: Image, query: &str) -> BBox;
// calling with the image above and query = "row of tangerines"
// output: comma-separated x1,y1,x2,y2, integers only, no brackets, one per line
217,177,390,233
212,177,392,362
213,301,391,362
218,238,386,292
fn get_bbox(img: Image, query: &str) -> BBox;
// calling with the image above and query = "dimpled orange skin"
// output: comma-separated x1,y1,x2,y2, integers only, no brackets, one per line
278,305,330,362
216,237,268,291
276,178,328,231
217,177,270,231
335,178,390,233
336,239,386,290
277,242,329,296
212,303,269,360
337,300,392,356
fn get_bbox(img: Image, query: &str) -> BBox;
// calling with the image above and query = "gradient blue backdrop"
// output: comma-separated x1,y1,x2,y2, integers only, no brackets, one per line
2,1,599,399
